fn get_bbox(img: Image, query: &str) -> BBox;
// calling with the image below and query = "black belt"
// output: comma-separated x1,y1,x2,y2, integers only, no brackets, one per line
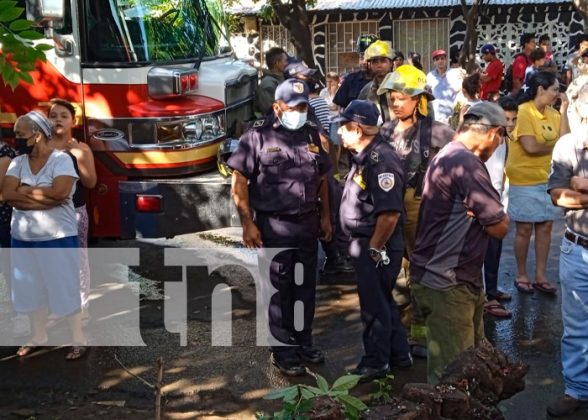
565,230,588,249
256,210,316,221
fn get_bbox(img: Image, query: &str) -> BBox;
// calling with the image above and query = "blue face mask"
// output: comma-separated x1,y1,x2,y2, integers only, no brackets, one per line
280,111,307,131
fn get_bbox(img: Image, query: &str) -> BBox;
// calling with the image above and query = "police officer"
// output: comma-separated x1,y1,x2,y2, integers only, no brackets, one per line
337,100,411,383
227,79,332,376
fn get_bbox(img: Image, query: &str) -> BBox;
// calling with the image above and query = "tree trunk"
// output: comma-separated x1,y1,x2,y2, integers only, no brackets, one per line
573,0,588,32
459,0,482,73
269,0,316,68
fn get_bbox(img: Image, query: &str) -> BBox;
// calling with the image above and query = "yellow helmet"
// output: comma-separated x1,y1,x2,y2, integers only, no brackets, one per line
364,40,396,61
377,64,433,99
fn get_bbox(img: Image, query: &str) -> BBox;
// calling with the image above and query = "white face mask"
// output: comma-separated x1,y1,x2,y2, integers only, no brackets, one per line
280,110,307,130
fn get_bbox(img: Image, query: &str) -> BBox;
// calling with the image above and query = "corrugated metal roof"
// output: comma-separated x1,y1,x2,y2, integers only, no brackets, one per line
228,0,569,15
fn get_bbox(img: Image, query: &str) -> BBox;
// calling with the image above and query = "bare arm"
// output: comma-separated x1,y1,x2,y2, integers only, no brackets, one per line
369,211,401,250
551,185,588,209
24,175,77,202
559,94,570,137
70,143,97,189
2,176,52,210
518,135,555,156
231,170,262,248
485,214,510,240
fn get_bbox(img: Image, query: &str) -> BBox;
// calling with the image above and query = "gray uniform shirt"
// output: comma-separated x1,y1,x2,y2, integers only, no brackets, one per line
547,132,588,236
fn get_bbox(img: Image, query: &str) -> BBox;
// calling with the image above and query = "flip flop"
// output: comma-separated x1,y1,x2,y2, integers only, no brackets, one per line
533,282,557,295
515,280,534,294
484,302,512,318
16,340,48,357
495,290,512,302
65,344,88,361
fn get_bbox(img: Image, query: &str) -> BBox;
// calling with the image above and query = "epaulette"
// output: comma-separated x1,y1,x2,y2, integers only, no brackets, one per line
305,120,318,129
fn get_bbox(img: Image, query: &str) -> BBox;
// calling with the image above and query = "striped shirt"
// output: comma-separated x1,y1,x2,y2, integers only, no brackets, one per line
309,97,331,135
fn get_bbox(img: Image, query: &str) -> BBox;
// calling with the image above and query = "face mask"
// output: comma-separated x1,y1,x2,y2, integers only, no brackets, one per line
280,111,307,131
14,137,35,155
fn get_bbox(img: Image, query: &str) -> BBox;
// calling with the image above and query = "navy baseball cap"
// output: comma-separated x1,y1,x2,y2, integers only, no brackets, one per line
333,99,380,126
274,79,309,106
284,59,318,78
480,44,496,55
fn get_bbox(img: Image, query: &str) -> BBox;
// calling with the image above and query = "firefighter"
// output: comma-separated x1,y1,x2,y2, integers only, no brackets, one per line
227,79,332,376
337,100,411,383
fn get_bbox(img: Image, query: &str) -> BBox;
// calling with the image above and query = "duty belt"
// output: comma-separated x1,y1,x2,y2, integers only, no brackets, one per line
256,210,317,221
565,229,588,249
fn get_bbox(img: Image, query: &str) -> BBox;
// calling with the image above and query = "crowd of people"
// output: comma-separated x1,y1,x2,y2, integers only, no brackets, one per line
0,100,95,361
239,32,588,417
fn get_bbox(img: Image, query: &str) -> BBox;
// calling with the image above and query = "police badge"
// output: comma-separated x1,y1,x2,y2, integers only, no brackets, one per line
378,173,395,192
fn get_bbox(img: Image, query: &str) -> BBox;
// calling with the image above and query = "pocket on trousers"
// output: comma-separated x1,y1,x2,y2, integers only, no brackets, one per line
561,238,574,255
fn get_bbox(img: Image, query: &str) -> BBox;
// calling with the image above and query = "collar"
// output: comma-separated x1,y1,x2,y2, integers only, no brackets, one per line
527,101,548,120
352,136,381,166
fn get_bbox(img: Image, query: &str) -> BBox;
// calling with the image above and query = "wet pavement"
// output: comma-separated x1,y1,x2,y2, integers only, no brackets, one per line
0,218,586,419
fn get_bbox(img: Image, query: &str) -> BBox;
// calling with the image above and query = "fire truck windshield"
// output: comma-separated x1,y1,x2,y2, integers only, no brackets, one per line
83,0,227,65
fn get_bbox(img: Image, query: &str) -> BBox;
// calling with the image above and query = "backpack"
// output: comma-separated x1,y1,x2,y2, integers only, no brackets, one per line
501,53,525,95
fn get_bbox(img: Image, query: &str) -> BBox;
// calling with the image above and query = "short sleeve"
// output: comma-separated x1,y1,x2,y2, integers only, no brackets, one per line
227,130,259,179
369,156,404,215
512,56,527,82
462,161,505,226
333,77,351,108
6,156,24,179
53,152,79,180
548,134,574,192
487,61,503,80
514,105,535,139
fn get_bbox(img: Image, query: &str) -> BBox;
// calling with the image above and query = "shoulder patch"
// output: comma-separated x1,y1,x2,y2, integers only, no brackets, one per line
378,173,395,192
252,119,265,128
370,150,379,163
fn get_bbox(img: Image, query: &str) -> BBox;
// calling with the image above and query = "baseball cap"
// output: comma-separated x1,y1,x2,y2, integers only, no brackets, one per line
333,99,380,127
274,79,309,106
284,59,318,78
377,64,434,99
480,44,496,55
431,49,447,60
463,102,507,128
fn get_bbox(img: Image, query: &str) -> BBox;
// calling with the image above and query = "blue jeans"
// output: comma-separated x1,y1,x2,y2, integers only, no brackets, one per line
559,236,588,400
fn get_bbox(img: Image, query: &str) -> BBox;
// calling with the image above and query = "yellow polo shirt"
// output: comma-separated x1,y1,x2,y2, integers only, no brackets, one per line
505,101,560,186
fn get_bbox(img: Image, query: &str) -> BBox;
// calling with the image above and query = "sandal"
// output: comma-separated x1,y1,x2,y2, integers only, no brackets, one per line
533,282,557,295
484,302,512,318
16,340,47,357
495,290,512,302
515,280,534,294
65,344,88,361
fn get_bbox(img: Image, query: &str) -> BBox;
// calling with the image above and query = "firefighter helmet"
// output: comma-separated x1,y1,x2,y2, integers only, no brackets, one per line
356,34,378,54
364,40,396,61
217,138,240,178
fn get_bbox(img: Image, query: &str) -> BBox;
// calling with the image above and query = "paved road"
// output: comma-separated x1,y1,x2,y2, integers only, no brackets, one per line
0,219,586,419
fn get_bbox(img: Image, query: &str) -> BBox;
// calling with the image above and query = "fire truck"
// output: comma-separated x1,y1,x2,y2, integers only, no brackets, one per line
0,0,257,239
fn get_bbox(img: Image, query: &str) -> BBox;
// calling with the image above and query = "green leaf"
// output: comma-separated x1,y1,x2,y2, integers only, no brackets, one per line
313,373,329,393
0,1,18,9
264,386,298,400
35,43,54,52
283,386,300,403
297,398,313,413
17,70,33,85
304,386,324,396
327,390,346,397
331,375,361,391
0,6,23,23
18,30,44,40
300,387,315,400
9,19,31,31
337,394,368,413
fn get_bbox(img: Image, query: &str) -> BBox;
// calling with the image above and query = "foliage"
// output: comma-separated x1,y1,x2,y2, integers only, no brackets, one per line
370,374,395,403
259,373,368,420
0,0,51,90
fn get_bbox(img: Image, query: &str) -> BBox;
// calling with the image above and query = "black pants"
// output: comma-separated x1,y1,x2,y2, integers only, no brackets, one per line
256,213,319,355
484,237,503,300
349,238,410,367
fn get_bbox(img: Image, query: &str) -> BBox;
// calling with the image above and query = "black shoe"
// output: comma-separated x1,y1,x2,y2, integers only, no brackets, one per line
322,255,354,275
296,346,325,364
271,353,306,376
410,344,427,359
348,364,389,383
390,354,413,370
546,394,588,417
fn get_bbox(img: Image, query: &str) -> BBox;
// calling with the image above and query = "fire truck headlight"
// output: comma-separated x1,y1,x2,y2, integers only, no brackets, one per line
200,116,220,140
183,119,203,141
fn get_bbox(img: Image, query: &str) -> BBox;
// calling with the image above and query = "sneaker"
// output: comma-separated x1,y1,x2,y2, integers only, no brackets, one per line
322,255,354,275
296,345,325,364
12,314,31,338
547,394,588,417
410,344,428,359
348,364,390,384
390,353,413,370
271,352,306,376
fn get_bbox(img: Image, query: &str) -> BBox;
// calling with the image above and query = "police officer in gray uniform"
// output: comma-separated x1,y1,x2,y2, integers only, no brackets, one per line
228,79,332,376
337,100,411,383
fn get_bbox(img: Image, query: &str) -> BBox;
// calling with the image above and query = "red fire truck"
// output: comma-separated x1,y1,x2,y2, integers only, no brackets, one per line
0,0,257,239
